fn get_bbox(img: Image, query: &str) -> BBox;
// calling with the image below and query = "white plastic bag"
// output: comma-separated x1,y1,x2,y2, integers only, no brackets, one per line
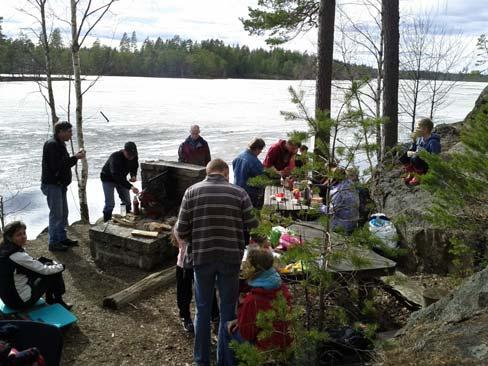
368,213,398,249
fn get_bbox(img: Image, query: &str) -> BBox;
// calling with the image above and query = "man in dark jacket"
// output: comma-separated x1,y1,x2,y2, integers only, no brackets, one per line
178,125,211,166
100,142,140,222
41,121,85,252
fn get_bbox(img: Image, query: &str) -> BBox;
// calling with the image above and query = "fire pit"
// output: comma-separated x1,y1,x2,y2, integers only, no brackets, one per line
89,160,206,270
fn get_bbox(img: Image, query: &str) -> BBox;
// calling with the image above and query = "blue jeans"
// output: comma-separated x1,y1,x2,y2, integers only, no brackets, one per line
102,181,131,216
219,323,248,366
193,261,240,366
41,184,68,245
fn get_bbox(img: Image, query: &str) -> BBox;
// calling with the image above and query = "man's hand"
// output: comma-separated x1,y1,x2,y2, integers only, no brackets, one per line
407,151,416,158
131,186,139,194
75,150,86,159
130,176,137,183
280,167,291,177
227,319,238,334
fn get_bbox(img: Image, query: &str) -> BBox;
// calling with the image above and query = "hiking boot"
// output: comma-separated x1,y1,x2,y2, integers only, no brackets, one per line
61,238,79,247
48,243,69,252
182,318,194,333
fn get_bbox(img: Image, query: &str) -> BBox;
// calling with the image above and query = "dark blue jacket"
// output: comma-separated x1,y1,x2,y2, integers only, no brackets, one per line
416,133,441,154
232,149,264,202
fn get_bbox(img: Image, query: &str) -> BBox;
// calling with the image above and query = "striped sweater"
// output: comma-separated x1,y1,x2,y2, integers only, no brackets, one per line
175,174,258,266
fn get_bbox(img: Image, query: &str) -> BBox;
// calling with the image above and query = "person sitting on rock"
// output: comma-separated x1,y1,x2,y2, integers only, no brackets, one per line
400,118,441,186
219,248,292,365
0,221,72,311
329,167,360,235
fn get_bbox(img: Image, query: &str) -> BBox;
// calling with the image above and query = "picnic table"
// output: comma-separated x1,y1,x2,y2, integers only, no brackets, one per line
263,185,310,212
286,222,397,278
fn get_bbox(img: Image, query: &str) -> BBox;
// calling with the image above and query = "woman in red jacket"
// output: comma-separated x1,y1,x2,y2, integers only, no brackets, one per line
218,248,292,366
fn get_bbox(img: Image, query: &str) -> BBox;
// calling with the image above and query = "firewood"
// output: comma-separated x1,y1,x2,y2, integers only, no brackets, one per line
131,229,159,238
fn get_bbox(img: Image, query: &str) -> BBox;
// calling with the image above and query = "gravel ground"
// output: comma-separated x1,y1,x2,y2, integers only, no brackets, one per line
24,222,195,366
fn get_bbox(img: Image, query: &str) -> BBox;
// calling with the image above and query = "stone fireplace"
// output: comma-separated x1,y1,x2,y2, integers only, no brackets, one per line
89,160,206,270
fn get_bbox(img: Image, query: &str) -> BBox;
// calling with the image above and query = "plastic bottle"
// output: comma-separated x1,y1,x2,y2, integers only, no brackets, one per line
120,203,126,217
133,196,140,215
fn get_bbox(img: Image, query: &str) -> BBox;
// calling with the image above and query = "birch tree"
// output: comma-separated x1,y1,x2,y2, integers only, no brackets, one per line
69,0,117,222
20,0,59,126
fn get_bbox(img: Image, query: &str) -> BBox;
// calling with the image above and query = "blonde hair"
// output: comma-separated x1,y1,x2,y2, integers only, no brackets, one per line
206,158,229,175
418,118,434,132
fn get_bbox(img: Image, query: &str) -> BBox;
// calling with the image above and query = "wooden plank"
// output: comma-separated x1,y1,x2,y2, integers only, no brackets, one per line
378,271,424,310
131,229,159,238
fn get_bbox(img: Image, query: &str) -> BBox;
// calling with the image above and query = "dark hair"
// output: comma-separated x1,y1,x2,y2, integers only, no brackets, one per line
54,121,72,135
2,221,26,244
248,138,265,151
300,145,308,152
287,139,301,148
124,141,138,157
206,158,229,175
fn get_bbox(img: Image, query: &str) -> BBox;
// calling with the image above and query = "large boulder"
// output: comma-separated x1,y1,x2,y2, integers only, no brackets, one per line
370,85,488,274
381,266,488,365
369,122,465,273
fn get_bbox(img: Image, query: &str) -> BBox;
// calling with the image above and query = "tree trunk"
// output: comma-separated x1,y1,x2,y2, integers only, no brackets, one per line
381,0,399,153
376,31,383,162
71,0,89,222
103,266,176,310
39,1,58,126
315,0,336,155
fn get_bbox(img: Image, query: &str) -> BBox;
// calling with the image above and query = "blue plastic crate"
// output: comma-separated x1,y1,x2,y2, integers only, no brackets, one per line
0,298,46,315
27,304,77,328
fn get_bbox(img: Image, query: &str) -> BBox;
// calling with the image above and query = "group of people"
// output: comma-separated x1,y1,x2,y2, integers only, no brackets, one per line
0,116,442,366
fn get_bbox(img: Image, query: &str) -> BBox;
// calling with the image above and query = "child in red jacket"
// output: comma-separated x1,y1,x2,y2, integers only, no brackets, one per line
218,248,292,366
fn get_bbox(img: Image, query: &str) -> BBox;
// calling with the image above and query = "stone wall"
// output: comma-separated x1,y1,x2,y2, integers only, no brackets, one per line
89,222,175,270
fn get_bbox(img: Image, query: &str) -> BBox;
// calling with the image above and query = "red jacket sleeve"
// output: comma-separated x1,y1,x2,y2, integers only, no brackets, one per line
263,144,280,168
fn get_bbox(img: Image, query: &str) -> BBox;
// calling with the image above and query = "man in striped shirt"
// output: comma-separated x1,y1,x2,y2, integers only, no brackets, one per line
175,158,258,366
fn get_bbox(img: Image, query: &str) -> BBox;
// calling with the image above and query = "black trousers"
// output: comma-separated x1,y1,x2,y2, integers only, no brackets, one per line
176,266,219,321
23,273,66,309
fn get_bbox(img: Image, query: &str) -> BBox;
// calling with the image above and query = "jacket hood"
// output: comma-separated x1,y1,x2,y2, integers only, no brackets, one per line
247,267,281,290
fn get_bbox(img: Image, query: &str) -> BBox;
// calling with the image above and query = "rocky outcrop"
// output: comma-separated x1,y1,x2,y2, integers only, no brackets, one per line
370,123,465,273
381,266,488,365
370,86,488,274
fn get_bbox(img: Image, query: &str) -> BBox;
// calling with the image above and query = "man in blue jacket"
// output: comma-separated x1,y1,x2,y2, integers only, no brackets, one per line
41,121,85,252
401,118,441,185
232,138,266,208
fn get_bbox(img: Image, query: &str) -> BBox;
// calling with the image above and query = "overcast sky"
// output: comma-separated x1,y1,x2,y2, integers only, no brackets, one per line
1,0,486,64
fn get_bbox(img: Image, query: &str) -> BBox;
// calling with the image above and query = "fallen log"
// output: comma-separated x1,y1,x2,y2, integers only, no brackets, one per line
103,265,176,310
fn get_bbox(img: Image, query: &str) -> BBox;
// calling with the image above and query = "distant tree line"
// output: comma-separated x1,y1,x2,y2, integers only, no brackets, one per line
0,22,486,82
